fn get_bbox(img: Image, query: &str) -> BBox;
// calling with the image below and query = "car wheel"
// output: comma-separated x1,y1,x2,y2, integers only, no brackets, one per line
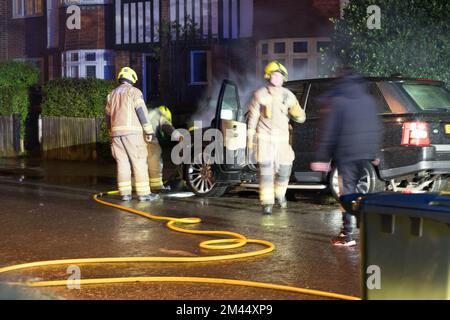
184,154,227,197
329,163,385,200
285,189,297,201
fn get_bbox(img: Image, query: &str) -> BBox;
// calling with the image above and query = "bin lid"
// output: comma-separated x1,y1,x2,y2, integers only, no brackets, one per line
340,192,450,224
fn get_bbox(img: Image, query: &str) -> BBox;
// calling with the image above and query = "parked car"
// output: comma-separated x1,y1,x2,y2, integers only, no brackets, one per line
181,76,450,199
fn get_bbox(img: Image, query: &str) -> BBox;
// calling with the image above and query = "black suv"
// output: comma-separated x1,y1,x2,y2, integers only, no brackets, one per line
182,77,450,198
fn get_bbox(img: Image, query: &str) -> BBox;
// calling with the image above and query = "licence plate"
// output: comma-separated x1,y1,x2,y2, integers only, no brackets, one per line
446,124,450,134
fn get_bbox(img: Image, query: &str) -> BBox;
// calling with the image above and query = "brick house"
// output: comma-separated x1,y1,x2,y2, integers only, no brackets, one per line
0,0,115,82
0,0,47,82
0,0,344,115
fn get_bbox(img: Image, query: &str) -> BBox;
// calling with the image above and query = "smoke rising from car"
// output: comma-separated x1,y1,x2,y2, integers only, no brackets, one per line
189,71,265,128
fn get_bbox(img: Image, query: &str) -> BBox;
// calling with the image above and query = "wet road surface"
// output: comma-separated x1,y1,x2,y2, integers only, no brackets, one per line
0,159,360,300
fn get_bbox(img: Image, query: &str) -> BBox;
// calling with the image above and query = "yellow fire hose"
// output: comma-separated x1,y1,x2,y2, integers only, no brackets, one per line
0,190,360,300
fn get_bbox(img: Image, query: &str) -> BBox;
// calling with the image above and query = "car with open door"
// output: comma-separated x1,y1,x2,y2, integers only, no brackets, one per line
182,76,450,199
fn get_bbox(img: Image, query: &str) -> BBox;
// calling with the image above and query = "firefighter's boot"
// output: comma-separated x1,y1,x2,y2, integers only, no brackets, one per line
262,205,273,215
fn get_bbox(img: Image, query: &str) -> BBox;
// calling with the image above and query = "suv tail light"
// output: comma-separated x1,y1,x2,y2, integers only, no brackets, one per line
401,121,430,146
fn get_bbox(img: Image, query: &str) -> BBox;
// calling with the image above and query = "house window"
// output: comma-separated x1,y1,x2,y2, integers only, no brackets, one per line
70,66,79,78
71,52,79,62
12,0,43,18
261,43,268,55
63,50,115,80
86,66,97,78
293,59,308,79
168,0,251,40
293,41,308,53
190,50,210,85
274,42,286,54
257,38,331,80
85,53,96,62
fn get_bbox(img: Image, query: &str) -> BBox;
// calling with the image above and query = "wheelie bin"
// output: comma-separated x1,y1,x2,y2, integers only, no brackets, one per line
341,192,450,300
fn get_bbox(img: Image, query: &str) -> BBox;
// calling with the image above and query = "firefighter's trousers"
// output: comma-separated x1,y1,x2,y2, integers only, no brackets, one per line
111,134,150,196
259,162,292,206
147,141,164,190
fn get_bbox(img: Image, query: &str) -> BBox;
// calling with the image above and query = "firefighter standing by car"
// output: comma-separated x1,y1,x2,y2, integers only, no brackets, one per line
310,67,382,246
247,61,306,214
105,67,158,202
146,105,183,193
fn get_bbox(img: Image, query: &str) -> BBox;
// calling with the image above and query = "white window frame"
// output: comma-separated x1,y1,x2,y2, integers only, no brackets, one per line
12,0,44,19
63,49,115,80
257,38,331,80
189,50,211,86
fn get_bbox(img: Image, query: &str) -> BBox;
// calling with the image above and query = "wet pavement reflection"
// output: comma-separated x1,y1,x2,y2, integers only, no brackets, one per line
0,159,360,300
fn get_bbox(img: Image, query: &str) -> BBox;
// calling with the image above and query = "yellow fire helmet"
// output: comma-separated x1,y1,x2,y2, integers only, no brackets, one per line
117,67,138,84
159,105,172,123
264,60,288,81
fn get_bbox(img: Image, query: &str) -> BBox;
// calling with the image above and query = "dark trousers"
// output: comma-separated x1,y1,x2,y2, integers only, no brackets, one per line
337,160,368,237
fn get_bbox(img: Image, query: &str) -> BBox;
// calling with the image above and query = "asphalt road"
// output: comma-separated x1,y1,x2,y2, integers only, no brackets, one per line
0,159,360,300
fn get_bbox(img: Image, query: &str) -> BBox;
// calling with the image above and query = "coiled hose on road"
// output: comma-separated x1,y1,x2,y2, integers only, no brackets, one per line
0,190,360,300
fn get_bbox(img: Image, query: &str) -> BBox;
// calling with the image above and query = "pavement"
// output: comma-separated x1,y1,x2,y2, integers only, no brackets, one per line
0,157,360,300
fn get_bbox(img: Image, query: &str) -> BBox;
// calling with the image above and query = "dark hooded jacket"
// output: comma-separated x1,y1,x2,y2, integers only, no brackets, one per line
314,75,382,164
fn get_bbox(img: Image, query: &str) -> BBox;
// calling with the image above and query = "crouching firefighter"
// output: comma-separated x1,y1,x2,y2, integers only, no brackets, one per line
105,67,158,202
247,61,306,214
146,105,183,193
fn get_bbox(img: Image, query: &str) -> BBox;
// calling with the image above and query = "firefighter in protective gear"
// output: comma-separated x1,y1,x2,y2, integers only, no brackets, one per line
147,105,183,193
105,67,158,202
247,61,306,214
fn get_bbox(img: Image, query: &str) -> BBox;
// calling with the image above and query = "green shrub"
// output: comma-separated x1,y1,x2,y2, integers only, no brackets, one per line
0,86,28,118
42,78,116,143
0,61,39,137
323,0,450,87
0,61,39,88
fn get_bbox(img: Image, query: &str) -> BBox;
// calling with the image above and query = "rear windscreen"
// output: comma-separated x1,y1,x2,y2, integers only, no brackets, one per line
401,83,450,112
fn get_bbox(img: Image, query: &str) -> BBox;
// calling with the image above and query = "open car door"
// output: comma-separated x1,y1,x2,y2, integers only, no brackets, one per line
213,80,247,171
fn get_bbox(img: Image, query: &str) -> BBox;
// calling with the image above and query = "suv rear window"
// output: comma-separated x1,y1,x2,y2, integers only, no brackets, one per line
401,83,450,112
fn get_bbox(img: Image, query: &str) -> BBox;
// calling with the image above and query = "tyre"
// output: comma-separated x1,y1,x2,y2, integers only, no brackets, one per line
329,162,386,200
285,189,297,201
184,153,228,197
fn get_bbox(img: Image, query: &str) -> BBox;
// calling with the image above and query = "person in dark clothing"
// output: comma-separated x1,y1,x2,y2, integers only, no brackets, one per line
311,68,382,246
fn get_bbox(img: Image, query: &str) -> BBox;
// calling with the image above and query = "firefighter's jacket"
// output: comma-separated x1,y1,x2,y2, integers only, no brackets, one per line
147,108,177,143
105,83,153,137
247,85,305,165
